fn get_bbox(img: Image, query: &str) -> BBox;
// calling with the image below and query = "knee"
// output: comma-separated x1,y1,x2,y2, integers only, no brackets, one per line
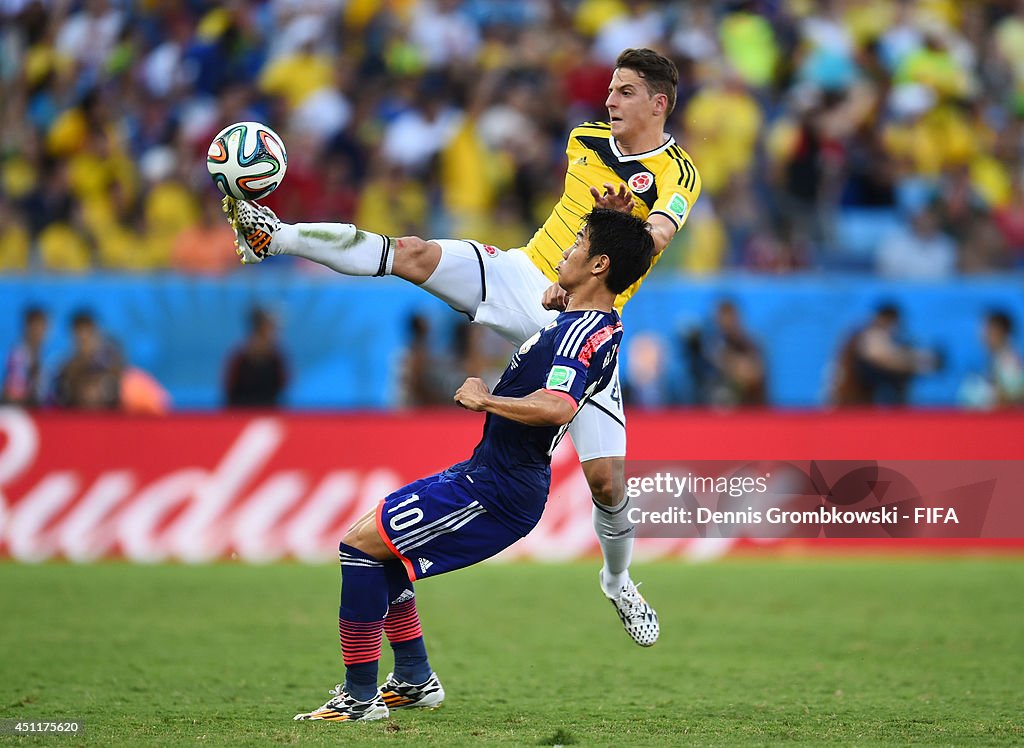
341,525,363,549
339,506,393,561
341,518,376,554
395,236,437,275
585,459,625,506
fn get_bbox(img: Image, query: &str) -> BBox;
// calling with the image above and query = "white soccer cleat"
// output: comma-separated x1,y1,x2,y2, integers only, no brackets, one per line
380,671,445,710
293,684,389,722
602,571,660,647
221,195,281,264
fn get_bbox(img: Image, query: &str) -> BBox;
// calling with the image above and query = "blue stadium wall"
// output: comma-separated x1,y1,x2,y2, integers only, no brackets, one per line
3,274,1023,409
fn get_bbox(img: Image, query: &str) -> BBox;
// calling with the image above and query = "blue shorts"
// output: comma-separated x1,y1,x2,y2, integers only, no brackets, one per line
375,467,524,581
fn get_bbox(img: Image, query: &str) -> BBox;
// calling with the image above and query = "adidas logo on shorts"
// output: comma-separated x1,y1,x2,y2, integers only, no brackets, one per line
417,558,434,574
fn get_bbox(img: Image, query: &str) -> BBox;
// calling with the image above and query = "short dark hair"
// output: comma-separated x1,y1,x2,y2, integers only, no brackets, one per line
987,309,1014,336
583,208,656,294
875,303,901,321
24,306,47,325
249,307,275,333
71,308,96,329
615,48,679,115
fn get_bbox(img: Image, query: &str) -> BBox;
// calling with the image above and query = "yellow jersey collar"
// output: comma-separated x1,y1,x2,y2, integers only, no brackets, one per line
609,134,675,162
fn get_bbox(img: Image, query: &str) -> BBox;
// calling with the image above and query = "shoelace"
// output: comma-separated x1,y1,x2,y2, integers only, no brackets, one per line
617,583,651,620
241,200,277,227
618,581,644,603
322,684,348,707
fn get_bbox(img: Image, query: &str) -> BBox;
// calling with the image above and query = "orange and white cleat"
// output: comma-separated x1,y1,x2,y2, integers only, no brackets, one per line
293,684,389,722
380,672,445,710
221,195,280,264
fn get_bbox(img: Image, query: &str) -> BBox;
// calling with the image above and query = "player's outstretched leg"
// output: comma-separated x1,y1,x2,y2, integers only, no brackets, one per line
224,195,401,276
222,195,457,283
222,196,493,320
380,561,445,710
585,456,660,647
294,542,391,722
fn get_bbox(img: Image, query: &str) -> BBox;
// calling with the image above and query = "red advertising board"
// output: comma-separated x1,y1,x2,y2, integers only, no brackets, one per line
1,408,1022,562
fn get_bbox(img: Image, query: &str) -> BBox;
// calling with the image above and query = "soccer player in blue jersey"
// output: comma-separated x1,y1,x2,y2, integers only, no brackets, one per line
292,209,656,723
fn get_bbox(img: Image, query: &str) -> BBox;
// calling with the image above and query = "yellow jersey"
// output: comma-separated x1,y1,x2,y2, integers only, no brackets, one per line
521,121,701,310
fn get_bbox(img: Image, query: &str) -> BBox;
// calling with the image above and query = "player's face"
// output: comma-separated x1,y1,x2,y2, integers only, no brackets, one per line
606,68,660,141
557,228,592,291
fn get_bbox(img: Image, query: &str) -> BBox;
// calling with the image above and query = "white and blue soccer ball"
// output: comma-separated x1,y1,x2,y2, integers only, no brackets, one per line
206,121,288,201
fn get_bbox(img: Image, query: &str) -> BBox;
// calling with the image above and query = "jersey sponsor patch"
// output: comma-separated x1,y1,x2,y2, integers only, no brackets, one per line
628,171,654,193
482,244,499,257
546,365,576,392
667,193,690,223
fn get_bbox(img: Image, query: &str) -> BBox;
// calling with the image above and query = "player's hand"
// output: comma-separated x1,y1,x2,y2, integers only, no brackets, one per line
541,283,570,311
590,182,635,214
455,377,491,411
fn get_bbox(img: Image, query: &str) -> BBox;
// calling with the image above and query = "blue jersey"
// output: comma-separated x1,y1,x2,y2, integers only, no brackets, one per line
459,308,623,534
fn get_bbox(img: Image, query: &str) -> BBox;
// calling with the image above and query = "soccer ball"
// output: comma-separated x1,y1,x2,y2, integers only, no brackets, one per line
206,121,288,201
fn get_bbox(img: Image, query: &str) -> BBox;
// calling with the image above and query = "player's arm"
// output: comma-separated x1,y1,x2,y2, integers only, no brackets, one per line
457,322,613,422
541,283,570,311
647,153,702,255
454,377,576,426
645,213,677,255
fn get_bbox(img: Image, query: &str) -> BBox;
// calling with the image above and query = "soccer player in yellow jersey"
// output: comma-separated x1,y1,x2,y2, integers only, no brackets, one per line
224,48,700,648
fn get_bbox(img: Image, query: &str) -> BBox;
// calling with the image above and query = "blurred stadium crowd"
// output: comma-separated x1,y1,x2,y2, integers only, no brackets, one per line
5,0,1024,276
3,0,1024,413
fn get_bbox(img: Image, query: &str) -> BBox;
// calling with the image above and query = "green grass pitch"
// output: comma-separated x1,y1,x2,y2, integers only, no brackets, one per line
1,559,1022,746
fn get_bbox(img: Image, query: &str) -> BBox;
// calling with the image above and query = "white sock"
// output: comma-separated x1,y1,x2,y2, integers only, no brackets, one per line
275,223,394,276
593,495,634,597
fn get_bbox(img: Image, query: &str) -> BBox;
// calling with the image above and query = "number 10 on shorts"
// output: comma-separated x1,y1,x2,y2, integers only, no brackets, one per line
388,494,423,532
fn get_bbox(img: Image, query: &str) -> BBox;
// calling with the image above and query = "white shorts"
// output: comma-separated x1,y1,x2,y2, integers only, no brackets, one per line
421,240,626,461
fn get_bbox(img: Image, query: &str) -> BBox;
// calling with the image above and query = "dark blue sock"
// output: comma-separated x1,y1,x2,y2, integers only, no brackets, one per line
338,542,387,702
392,637,431,685
383,560,432,684
344,661,379,703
